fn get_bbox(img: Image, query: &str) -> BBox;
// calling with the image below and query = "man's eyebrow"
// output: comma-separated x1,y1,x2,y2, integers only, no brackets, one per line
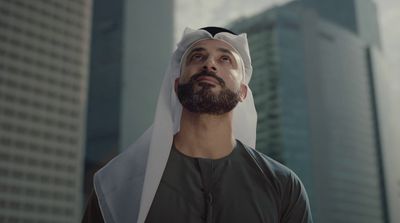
217,47,234,55
188,47,206,55
186,46,235,60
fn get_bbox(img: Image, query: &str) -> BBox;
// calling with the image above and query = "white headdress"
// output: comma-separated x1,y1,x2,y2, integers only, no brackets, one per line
94,27,257,223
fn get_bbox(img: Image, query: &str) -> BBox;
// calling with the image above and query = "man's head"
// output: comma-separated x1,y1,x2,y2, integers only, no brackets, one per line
156,26,256,146
175,36,248,115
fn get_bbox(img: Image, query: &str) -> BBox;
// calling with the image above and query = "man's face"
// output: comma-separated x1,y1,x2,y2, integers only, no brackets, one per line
176,39,247,115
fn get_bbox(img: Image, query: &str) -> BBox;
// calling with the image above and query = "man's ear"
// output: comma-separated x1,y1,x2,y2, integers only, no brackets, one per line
239,84,248,102
174,78,180,95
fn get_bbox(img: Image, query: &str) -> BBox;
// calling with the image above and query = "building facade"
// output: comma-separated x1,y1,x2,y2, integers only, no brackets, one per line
0,0,92,222
230,1,389,222
84,0,174,202
84,0,123,203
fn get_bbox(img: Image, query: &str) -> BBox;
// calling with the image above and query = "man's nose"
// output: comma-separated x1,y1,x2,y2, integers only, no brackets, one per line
202,58,217,71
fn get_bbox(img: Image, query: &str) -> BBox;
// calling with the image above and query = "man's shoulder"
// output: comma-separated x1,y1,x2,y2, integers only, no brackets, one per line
93,134,151,195
239,141,302,188
239,142,313,222
95,127,153,180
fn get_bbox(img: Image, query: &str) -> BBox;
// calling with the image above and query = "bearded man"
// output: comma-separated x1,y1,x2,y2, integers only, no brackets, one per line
82,26,313,223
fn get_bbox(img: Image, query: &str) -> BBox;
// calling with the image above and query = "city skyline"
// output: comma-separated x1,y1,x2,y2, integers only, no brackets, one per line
0,1,398,222
175,1,400,222
230,0,389,221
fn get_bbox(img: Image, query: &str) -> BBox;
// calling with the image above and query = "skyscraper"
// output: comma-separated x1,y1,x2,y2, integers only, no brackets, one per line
84,0,173,201
230,0,389,222
84,0,124,203
0,0,91,222
302,0,381,48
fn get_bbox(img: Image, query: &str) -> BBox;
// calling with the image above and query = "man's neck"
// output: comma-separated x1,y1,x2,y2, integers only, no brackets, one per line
173,109,236,159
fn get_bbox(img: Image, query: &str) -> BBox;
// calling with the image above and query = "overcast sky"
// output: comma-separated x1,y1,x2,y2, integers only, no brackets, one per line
175,0,400,221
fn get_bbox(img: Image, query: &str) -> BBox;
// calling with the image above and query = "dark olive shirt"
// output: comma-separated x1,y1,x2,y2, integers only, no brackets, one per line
82,141,313,223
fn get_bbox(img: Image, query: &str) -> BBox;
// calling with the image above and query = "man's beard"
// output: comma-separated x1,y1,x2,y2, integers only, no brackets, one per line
177,70,241,115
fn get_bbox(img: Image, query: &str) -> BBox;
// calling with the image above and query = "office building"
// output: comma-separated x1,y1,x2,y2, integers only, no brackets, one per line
84,0,173,201
0,0,92,222
230,0,388,222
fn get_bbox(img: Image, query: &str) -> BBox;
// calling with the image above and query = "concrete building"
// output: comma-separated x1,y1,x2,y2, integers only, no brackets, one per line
84,0,173,201
230,0,389,222
0,0,92,222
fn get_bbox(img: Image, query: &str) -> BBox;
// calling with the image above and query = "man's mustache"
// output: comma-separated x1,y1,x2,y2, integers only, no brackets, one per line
189,70,225,87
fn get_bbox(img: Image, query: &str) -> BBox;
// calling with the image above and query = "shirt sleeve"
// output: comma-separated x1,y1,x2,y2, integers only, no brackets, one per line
279,172,313,223
81,191,105,223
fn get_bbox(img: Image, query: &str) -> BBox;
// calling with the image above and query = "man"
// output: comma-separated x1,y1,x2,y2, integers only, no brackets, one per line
82,27,313,223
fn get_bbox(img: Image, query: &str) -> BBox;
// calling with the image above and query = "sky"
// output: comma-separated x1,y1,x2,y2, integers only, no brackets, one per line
175,0,400,221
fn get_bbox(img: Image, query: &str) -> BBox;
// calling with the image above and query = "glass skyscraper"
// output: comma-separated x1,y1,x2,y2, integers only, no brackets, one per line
0,0,91,222
84,0,173,202
84,0,124,203
230,0,389,222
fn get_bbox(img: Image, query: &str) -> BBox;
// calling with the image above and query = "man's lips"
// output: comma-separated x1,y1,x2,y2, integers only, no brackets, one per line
189,71,225,87
196,76,220,85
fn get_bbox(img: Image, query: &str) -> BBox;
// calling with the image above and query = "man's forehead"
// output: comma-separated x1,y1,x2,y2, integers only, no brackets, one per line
187,39,238,54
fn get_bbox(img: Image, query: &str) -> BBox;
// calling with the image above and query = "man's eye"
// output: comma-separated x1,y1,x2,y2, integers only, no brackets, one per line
220,56,232,63
191,54,204,61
